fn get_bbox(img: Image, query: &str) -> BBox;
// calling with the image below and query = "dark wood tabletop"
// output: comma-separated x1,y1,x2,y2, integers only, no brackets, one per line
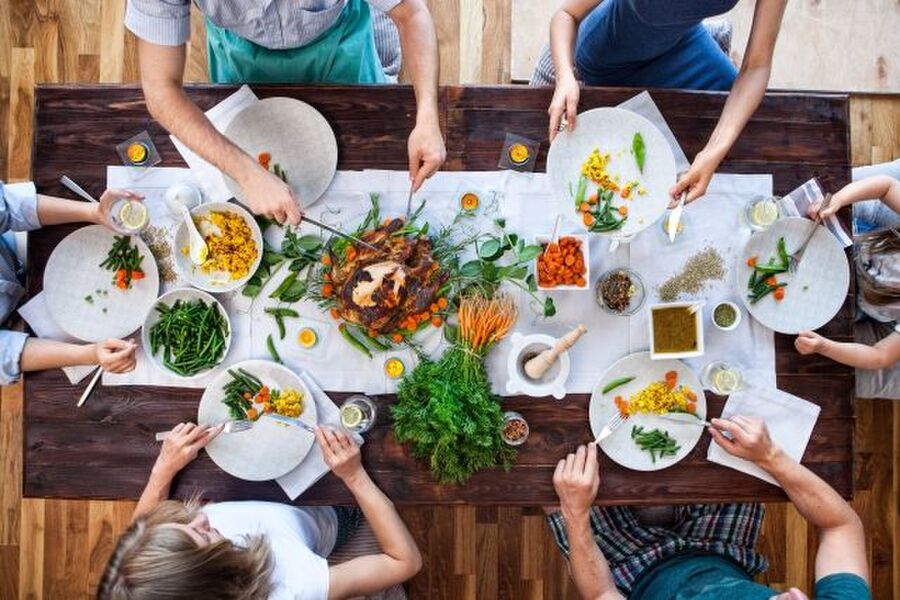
24,84,854,505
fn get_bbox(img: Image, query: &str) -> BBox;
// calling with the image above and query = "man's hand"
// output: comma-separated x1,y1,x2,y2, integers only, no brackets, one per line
548,74,580,141
668,149,721,206
237,165,302,225
795,330,827,355
153,422,223,480
709,415,780,466
317,426,365,486
95,189,145,228
94,339,137,373
554,443,600,522
408,116,445,192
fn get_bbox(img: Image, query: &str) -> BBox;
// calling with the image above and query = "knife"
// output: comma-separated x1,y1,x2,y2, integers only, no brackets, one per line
667,190,687,243
594,413,628,443
263,413,317,434
657,413,711,428
404,179,415,219
300,215,381,253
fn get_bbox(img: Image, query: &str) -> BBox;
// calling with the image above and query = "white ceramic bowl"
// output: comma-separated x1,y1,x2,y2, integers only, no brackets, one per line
173,201,263,293
711,301,742,332
534,233,591,292
142,287,232,380
648,301,705,360
505,332,570,399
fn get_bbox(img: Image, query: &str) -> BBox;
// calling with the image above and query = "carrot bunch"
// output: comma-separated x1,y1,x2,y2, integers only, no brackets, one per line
537,237,587,288
457,294,518,354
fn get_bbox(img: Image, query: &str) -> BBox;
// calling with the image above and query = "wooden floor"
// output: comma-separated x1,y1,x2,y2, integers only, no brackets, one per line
1,2,898,598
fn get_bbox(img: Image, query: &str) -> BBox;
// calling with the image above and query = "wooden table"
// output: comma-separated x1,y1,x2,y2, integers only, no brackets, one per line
24,84,855,505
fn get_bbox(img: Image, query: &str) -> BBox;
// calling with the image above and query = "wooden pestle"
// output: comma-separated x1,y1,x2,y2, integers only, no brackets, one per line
524,324,587,380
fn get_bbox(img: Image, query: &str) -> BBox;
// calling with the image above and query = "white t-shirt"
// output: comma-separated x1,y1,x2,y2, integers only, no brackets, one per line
204,501,338,600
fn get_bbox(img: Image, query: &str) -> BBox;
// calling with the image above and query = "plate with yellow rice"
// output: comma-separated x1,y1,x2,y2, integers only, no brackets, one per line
589,351,706,471
198,359,318,481
174,201,263,293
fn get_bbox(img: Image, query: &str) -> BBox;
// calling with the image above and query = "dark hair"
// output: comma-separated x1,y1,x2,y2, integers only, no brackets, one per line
855,226,900,307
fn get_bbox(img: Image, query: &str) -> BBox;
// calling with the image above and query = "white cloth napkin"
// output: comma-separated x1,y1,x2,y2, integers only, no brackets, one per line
17,293,96,384
275,371,364,500
170,85,259,203
707,384,821,486
777,178,852,247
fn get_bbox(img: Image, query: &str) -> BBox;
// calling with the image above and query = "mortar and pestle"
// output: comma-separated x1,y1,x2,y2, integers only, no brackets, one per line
505,324,587,399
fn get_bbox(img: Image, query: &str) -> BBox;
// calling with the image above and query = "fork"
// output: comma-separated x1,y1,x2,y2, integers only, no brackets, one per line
788,193,832,273
594,413,628,443
154,419,253,442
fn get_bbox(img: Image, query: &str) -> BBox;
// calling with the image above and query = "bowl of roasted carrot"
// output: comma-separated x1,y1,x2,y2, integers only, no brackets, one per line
535,234,590,291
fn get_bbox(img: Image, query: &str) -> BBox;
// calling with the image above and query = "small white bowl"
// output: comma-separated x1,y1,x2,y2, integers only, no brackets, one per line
173,201,263,293
649,301,705,360
534,233,591,292
142,287,232,380
712,301,742,332
505,332,570,399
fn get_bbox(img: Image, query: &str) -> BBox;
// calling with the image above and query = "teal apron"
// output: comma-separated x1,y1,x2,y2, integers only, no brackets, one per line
205,0,386,84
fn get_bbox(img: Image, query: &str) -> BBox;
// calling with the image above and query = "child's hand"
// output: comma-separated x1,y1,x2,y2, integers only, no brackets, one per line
795,330,826,355
95,339,137,372
95,189,144,228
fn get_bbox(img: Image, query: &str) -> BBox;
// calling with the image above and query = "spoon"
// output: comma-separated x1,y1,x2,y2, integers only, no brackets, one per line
180,205,208,265
549,214,562,251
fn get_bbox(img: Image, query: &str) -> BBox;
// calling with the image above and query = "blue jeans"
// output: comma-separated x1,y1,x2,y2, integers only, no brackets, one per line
575,0,738,90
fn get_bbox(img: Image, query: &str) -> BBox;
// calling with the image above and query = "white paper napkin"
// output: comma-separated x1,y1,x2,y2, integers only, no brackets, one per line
18,292,96,384
170,85,259,203
275,371,365,500
707,384,820,486
777,178,852,247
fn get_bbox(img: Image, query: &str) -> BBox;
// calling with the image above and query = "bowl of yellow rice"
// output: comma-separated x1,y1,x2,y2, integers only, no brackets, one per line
174,201,263,293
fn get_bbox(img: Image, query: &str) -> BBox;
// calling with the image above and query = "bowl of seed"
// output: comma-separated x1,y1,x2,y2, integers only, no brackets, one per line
596,268,646,316
712,301,741,332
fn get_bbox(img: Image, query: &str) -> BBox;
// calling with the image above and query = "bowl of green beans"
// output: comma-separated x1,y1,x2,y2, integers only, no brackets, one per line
142,287,232,379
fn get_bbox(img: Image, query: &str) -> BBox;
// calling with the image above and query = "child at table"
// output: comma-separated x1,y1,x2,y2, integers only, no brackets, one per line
794,170,900,378
0,181,139,384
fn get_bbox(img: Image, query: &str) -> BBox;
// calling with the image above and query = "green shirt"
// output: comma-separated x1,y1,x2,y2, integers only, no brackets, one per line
631,553,871,600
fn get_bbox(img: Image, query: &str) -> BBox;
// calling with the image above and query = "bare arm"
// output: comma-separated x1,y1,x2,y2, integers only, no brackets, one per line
36,189,144,228
20,338,137,374
673,0,787,203
136,40,300,223
797,330,900,370
321,429,421,599
710,416,869,583
816,175,900,219
387,0,445,190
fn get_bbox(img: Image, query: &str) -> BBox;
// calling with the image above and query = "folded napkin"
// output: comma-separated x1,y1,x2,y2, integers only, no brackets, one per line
275,371,365,500
707,384,820,486
18,292,96,384
778,178,852,247
170,85,259,203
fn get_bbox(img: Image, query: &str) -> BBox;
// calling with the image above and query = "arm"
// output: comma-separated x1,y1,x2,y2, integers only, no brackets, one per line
546,0,601,140
36,189,143,227
554,444,623,600
319,428,422,600
133,422,222,519
813,175,900,219
672,0,787,203
136,40,300,224
20,338,137,374
386,0,446,190
710,416,869,582
796,330,900,370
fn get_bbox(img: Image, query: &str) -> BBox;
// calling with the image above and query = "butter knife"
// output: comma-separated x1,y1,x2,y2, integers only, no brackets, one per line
667,190,687,243
263,413,317,434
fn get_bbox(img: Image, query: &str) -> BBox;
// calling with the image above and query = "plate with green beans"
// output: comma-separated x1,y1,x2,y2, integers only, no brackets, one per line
737,217,849,334
142,288,232,379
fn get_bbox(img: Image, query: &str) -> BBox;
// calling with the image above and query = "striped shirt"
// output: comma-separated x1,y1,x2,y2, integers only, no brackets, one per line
125,0,402,49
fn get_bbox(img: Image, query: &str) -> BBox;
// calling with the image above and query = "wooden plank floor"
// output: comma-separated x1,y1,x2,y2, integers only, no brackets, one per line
1,2,898,598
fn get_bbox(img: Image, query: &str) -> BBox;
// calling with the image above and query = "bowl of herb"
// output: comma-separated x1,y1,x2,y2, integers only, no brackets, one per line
596,268,645,316
142,287,232,379
712,301,741,332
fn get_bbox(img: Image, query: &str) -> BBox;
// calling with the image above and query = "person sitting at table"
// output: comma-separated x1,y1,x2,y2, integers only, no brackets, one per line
0,181,138,385
546,416,870,599
98,422,422,600
539,0,787,205
795,172,900,375
125,0,445,225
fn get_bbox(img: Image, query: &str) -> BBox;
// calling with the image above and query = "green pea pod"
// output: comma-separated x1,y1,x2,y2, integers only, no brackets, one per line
266,334,282,364
270,272,298,299
339,324,373,359
602,376,635,394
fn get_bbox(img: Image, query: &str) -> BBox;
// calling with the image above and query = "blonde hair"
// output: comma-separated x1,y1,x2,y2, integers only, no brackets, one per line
97,500,274,600
856,227,900,307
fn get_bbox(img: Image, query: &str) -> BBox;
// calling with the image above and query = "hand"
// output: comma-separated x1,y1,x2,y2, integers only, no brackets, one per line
548,74,580,142
795,330,827,355
153,422,223,480
238,166,302,225
94,339,137,373
807,197,840,220
317,426,365,485
553,443,600,522
669,150,720,206
708,415,780,465
407,116,446,192
95,189,144,228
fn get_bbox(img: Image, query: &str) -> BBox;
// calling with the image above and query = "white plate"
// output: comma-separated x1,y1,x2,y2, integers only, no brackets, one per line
589,352,706,471
737,217,849,334
547,107,677,239
43,225,160,342
198,359,319,481
224,97,338,210
174,201,263,293
142,287,232,380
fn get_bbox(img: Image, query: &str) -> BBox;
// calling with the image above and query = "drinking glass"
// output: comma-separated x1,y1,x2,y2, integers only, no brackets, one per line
339,395,377,434
700,361,743,395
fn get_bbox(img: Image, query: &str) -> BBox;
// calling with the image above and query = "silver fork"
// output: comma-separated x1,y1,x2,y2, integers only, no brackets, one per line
154,419,253,442
788,193,832,273
594,413,628,443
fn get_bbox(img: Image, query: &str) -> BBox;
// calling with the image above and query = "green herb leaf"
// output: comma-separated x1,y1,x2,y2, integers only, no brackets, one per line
543,297,557,317
518,245,543,262
632,132,646,174
478,239,503,261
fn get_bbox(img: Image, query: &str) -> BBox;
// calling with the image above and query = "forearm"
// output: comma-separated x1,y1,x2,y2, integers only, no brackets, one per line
563,511,622,599
344,471,420,567
833,175,900,213
35,194,100,226
133,467,174,520
818,336,899,370
550,10,579,82
393,5,439,127
20,338,96,372
701,66,770,164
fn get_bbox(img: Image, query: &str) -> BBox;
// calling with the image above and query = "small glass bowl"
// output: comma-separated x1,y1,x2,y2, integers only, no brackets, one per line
501,411,529,446
595,268,646,316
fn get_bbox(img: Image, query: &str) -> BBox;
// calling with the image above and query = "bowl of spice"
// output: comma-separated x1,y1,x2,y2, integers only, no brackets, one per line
596,268,646,316
502,411,529,446
712,301,741,332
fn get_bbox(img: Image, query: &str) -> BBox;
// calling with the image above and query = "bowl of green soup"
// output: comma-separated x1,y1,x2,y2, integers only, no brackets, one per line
649,302,705,360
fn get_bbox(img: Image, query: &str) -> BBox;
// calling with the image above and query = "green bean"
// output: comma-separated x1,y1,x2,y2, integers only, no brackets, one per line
602,376,635,394
266,334,282,364
338,324,372,358
270,272,299,299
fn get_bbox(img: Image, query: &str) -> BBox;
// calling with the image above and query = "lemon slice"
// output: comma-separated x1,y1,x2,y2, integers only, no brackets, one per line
751,199,779,227
118,201,149,231
340,404,364,429
714,369,741,393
